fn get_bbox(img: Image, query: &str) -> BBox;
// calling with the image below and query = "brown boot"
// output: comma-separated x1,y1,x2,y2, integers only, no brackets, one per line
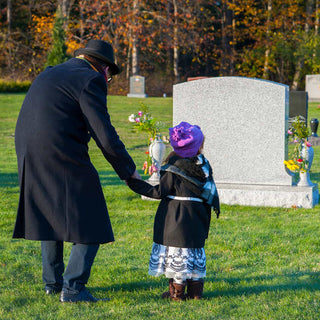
161,278,174,299
170,281,186,301
186,279,204,300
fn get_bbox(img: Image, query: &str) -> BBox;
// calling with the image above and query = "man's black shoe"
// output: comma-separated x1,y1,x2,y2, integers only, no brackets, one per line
60,288,99,303
45,286,62,295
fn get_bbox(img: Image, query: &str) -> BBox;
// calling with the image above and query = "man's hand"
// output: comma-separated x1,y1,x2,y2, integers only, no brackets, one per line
125,170,142,185
130,170,141,180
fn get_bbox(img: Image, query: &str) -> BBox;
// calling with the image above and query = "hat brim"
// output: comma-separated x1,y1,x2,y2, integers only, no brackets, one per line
74,48,120,75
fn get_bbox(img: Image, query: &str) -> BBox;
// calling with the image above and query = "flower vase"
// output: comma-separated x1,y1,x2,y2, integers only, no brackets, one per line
301,143,314,170
297,144,314,187
297,171,314,187
148,137,166,185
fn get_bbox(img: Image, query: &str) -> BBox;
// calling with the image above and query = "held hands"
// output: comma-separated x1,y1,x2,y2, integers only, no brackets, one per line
130,170,141,180
125,170,141,185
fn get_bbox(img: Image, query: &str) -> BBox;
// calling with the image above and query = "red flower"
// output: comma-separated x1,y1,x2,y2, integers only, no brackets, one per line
145,151,149,154
296,158,303,163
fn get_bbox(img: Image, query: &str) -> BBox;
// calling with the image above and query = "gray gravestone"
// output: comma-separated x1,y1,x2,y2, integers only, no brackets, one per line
306,75,320,102
127,75,147,98
289,91,308,121
173,77,318,208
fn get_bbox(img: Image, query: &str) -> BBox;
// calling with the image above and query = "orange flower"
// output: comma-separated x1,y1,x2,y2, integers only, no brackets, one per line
142,161,148,170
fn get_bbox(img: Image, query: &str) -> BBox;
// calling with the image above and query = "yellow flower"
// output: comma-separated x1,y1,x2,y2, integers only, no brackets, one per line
288,164,299,171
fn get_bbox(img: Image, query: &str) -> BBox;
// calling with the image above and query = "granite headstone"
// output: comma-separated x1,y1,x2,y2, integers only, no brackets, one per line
289,91,308,121
173,76,318,208
127,75,147,98
306,75,320,102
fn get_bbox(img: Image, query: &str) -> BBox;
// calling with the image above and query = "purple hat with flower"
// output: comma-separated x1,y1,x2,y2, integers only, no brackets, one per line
169,122,204,158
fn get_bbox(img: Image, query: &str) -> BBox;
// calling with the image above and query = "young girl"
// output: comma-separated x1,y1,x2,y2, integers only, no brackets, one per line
127,121,220,301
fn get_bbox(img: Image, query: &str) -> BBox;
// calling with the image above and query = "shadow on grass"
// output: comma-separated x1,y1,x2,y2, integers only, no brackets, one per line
91,271,320,299
0,171,125,188
98,171,125,186
93,278,167,294
126,144,152,151
310,172,320,184
205,271,320,298
0,172,19,188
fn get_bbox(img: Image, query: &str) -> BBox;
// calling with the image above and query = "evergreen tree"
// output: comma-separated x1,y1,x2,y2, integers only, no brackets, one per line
45,11,70,68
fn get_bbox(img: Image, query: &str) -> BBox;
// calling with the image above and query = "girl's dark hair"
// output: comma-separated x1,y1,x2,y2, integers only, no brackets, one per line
164,151,179,164
163,137,205,164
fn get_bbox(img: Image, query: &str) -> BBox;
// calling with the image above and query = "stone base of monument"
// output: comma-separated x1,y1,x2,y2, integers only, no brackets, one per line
216,183,319,209
127,93,147,98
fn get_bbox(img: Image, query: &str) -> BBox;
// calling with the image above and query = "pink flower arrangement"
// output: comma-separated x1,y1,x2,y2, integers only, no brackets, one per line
129,102,165,176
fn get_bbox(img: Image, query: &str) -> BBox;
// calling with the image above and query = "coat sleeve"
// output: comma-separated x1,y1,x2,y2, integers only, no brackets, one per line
127,172,175,199
79,75,136,180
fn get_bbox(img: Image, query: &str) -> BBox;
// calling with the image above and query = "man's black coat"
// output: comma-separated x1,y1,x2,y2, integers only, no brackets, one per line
13,58,136,244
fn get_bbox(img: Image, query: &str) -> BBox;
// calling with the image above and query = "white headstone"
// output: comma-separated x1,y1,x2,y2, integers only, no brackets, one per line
306,75,320,102
127,75,147,98
173,77,319,208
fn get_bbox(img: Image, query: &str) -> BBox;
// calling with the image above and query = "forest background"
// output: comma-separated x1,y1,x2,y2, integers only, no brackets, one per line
2,0,320,96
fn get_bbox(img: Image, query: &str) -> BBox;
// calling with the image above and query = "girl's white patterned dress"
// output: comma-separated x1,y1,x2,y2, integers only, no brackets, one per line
148,242,206,279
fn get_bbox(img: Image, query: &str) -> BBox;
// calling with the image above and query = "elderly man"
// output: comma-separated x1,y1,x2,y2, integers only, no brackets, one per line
13,40,140,302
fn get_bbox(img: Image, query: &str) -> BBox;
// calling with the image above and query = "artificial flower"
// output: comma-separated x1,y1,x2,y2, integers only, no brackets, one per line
129,103,166,176
128,114,135,122
284,116,311,174
148,164,157,175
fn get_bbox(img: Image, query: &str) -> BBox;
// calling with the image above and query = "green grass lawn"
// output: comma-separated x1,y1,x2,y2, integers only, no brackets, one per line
1,94,320,319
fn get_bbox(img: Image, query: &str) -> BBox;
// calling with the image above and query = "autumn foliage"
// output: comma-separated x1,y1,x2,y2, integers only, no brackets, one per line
1,0,320,95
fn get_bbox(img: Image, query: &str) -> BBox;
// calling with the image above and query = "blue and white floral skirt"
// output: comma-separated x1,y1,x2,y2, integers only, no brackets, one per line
148,242,206,279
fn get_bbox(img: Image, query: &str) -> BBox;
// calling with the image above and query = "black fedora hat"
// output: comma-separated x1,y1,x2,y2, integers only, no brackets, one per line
74,40,120,75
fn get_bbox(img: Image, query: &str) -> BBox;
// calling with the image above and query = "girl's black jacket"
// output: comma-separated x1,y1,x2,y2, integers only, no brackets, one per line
127,155,220,248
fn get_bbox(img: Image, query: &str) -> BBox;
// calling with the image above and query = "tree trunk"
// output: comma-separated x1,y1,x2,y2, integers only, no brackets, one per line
127,28,132,80
59,0,72,19
316,0,319,36
132,0,140,76
58,0,73,30
6,0,12,69
79,0,86,41
292,0,314,90
230,0,236,76
263,0,272,79
7,0,11,35
220,0,233,76
173,0,180,83
313,0,319,63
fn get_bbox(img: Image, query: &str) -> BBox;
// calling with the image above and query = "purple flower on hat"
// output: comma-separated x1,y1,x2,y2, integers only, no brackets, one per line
171,127,184,142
